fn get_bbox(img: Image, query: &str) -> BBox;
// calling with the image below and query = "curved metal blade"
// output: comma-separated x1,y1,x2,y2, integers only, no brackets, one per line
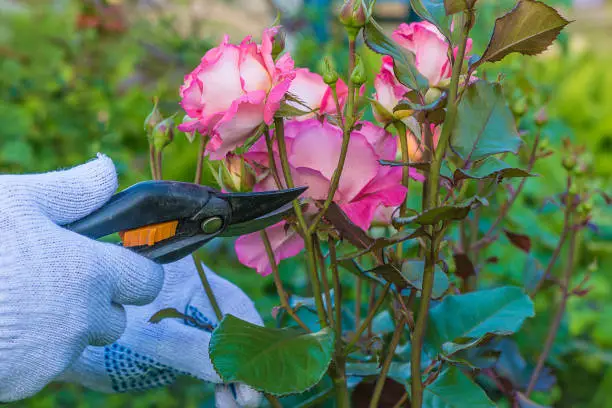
220,202,296,237
221,186,307,225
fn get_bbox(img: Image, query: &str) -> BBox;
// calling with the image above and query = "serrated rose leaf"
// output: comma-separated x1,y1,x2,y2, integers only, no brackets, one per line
475,0,570,66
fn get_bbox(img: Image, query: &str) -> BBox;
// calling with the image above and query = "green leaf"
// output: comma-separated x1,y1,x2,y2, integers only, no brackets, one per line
339,259,387,285
426,287,534,354
368,260,448,298
363,19,429,91
394,91,447,113
410,0,452,40
325,203,375,250
423,366,495,407
276,99,315,118
451,81,522,161
371,310,396,334
379,160,431,172
475,0,570,67
210,315,335,395
401,260,449,299
453,157,535,183
346,362,411,384
443,0,475,15
394,196,487,226
369,263,408,289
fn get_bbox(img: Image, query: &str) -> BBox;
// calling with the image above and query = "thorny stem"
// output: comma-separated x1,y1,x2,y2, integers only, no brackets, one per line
471,130,541,252
315,237,335,327
304,236,329,328
188,134,223,327
367,282,377,338
264,127,284,189
149,145,158,180
328,237,350,408
392,393,409,408
345,282,392,354
193,253,223,321
194,134,209,185
355,275,362,330
274,117,309,234
369,316,407,408
331,85,344,126
265,394,283,408
261,230,311,332
526,186,578,396
274,117,328,329
395,121,411,218
308,36,357,234
411,11,472,407
156,150,163,180
531,177,574,296
395,120,411,259
329,238,343,346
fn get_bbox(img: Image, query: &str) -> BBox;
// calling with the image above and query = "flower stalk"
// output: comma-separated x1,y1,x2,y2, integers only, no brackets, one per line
410,10,473,407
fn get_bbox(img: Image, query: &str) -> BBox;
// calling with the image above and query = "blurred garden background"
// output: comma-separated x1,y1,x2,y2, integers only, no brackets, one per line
1,0,611,406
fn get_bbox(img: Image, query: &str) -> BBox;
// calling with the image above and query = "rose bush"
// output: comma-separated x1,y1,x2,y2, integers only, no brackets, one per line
160,1,579,406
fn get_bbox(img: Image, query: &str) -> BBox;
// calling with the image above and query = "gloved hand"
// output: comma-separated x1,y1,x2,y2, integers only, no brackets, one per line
0,155,165,402
58,256,264,408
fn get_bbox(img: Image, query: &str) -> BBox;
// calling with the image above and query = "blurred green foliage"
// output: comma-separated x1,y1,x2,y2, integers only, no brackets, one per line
1,0,611,407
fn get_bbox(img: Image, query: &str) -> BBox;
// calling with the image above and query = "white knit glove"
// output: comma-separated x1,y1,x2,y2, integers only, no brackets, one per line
0,155,165,402
59,256,264,408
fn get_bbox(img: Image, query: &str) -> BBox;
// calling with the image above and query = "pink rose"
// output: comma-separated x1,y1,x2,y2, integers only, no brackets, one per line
392,21,473,86
178,27,296,160
235,119,422,276
372,55,409,124
287,68,348,119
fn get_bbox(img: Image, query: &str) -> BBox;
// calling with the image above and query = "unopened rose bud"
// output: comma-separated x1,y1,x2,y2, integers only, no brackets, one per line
153,116,175,151
512,97,528,117
320,56,339,86
562,156,576,172
535,107,548,127
270,28,286,60
144,97,162,136
350,55,366,86
223,154,256,192
339,0,367,36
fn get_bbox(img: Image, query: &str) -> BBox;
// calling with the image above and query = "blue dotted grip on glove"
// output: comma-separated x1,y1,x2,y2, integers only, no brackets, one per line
104,305,217,392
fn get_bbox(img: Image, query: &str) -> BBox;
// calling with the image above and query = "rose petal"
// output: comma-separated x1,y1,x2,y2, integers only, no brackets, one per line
196,40,245,116
206,91,266,160
235,221,304,276
239,41,272,93
287,120,378,202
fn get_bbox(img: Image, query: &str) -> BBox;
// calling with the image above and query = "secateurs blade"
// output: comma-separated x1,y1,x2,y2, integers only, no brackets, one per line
65,181,306,264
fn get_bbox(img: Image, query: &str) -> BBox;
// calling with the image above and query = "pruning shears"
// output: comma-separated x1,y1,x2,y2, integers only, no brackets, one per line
65,181,306,264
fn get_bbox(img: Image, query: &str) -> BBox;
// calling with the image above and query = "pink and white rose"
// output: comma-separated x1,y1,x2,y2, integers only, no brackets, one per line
178,27,296,160
287,68,348,119
373,21,474,124
235,119,423,276
392,21,472,87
